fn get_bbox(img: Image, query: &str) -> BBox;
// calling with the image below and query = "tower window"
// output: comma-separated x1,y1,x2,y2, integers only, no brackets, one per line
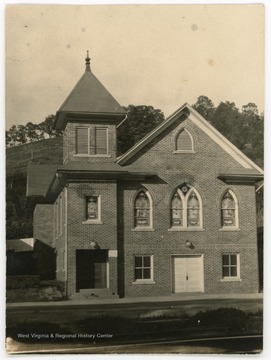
95,128,108,155
75,126,108,156
76,127,89,154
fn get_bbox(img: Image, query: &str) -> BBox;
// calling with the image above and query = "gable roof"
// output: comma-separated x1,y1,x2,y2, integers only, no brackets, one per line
27,164,60,197
54,63,126,130
117,103,263,175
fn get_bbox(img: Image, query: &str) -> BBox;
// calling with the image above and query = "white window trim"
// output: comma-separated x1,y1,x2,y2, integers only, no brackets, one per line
221,253,241,281
174,128,195,153
132,255,155,284
133,189,154,231
220,189,240,231
169,187,203,230
82,195,103,224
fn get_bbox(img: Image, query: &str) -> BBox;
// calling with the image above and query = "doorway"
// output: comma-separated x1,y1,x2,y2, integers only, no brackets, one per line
172,255,204,293
76,250,108,291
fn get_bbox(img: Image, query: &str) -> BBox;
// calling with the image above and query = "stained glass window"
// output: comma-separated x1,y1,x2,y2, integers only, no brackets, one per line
171,192,183,226
187,191,200,227
221,191,236,227
135,191,150,227
86,196,98,220
170,187,202,229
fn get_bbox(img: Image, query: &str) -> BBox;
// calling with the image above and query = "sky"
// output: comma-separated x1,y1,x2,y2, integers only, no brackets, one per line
5,2,265,129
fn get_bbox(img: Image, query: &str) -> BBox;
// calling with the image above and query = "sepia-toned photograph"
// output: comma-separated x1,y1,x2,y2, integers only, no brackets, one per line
5,1,265,355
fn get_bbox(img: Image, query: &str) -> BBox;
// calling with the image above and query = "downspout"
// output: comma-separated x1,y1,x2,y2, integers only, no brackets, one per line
64,186,68,297
116,115,127,129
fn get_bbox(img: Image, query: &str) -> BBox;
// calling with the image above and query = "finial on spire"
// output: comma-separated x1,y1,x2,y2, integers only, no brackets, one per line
85,50,91,72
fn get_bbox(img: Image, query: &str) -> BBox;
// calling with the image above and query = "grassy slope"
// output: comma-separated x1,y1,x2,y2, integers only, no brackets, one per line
6,137,63,175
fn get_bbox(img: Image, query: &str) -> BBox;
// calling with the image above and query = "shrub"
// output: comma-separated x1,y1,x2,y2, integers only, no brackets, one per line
186,307,249,331
6,275,40,289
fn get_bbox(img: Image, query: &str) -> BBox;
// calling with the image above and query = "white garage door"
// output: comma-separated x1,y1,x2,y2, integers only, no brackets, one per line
172,255,204,293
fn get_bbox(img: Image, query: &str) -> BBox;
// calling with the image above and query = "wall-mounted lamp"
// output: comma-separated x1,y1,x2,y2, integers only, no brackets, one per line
186,240,193,249
90,241,100,249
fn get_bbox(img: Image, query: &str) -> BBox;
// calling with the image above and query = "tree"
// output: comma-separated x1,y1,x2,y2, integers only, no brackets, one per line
6,172,34,239
40,114,62,138
117,105,165,155
25,122,40,142
192,96,215,121
5,131,12,147
242,102,259,116
6,114,63,147
8,125,19,146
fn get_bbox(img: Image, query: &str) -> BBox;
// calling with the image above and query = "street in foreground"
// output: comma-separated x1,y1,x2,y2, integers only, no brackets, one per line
6,298,263,355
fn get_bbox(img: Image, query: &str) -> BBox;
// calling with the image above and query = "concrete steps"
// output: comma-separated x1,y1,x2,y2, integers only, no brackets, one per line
71,288,119,300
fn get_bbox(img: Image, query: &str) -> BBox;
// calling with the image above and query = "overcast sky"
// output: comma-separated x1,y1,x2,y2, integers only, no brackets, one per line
5,3,264,128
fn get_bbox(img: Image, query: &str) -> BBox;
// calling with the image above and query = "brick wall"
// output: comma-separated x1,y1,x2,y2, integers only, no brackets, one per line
118,116,259,296
33,113,260,297
66,181,118,295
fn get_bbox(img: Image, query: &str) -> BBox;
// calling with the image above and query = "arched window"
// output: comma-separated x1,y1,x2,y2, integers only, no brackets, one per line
171,192,183,226
221,190,238,228
187,191,200,227
170,185,202,229
134,190,152,228
175,129,194,152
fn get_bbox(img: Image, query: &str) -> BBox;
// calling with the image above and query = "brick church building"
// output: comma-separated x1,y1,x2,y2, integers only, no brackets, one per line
27,54,263,299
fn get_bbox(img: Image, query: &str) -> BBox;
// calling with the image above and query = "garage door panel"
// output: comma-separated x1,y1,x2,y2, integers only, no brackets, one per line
172,255,204,293
173,257,186,292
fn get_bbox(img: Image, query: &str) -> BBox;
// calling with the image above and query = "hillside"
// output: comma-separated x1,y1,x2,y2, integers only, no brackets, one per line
6,137,63,175
6,137,63,240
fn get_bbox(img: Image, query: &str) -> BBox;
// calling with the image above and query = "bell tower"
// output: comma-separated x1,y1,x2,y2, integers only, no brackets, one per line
54,52,126,164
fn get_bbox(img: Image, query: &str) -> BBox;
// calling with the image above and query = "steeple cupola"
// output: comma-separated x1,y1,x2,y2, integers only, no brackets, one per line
54,53,126,163
85,50,91,72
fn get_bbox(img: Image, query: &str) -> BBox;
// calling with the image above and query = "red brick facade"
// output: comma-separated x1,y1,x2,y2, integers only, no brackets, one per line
117,117,259,296
31,62,262,299
33,112,261,297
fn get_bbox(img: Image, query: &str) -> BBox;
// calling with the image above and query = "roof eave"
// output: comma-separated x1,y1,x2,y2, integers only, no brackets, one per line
57,169,156,178
54,110,127,130
218,173,264,184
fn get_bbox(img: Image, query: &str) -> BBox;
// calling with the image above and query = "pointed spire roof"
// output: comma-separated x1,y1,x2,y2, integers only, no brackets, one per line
54,52,126,130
